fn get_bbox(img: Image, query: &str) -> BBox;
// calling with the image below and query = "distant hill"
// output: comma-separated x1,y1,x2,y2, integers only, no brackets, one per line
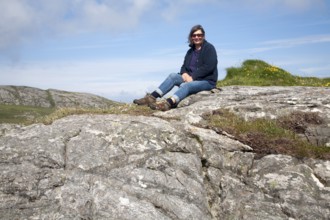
0,85,120,109
217,60,330,87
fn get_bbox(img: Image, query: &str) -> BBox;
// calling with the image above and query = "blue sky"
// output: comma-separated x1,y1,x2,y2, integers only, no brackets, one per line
1,0,329,102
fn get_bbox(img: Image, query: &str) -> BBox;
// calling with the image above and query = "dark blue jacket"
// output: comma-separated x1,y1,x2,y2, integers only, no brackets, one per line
180,40,218,86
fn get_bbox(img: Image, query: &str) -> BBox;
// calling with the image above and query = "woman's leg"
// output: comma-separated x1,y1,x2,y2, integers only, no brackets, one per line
133,73,183,106
172,80,214,103
155,73,184,97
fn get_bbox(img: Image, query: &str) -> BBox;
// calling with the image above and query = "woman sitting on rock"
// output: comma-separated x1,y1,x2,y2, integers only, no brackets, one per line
133,24,218,111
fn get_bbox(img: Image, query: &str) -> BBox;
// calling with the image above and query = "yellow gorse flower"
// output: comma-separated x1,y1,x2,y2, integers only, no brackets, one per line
265,65,280,73
323,82,330,87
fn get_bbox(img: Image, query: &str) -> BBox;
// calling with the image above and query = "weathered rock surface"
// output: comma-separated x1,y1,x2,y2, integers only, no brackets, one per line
0,85,118,108
0,86,329,219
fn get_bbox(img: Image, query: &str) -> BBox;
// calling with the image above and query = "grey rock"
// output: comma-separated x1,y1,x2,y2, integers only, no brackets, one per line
1,86,330,219
0,85,51,107
160,86,330,146
251,155,330,219
0,115,211,219
0,86,119,108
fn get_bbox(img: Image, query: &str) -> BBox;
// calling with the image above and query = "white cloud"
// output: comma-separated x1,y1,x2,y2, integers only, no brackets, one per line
1,0,326,58
0,0,35,55
261,34,330,48
281,0,324,11
75,0,154,31
0,0,156,57
159,0,217,21
219,34,330,57
242,0,325,11
299,65,330,77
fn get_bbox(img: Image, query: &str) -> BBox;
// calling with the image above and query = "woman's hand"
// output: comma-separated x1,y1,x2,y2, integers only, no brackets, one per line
182,73,193,82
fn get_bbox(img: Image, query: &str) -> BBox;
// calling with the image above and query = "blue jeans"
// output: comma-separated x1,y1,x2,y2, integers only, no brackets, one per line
155,73,214,103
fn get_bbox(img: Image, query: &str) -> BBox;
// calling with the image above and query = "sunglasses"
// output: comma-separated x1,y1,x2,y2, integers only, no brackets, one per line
191,33,204,38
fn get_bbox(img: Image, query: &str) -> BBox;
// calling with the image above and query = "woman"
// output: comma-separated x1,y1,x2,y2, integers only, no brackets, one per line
134,24,218,111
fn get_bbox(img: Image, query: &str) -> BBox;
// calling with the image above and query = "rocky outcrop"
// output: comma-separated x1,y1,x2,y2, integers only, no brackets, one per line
0,86,118,108
0,86,329,219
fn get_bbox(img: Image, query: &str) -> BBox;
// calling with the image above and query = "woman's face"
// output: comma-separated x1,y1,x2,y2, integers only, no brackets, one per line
191,30,204,47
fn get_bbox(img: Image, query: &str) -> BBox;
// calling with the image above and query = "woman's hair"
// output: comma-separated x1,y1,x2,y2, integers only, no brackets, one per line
188,24,205,47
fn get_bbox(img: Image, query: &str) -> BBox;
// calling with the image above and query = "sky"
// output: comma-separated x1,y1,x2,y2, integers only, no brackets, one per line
1,0,330,103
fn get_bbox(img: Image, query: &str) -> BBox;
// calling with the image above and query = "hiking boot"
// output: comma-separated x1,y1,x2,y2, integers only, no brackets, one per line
133,94,156,106
149,100,172,111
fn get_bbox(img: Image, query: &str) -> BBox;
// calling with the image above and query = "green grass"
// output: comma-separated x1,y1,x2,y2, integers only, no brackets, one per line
217,60,330,87
0,104,155,125
200,109,330,160
0,104,55,124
